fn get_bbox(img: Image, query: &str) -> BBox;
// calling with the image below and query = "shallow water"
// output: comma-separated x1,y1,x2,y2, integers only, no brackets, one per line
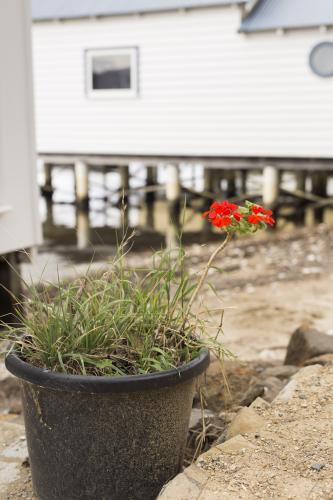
38,163,333,253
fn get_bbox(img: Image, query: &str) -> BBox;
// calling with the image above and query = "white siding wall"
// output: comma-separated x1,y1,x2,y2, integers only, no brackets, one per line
32,6,333,158
0,0,41,254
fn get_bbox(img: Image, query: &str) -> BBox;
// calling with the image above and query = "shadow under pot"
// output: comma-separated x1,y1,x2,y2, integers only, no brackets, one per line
5,350,209,500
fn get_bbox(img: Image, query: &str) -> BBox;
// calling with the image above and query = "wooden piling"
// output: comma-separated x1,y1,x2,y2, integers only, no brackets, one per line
74,160,89,209
165,164,181,248
76,209,90,250
146,166,157,204
311,171,327,222
240,169,247,194
262,166,280,209
295,171,307,224
166,164,181,221
203,167,213,192
0,253,21,322
42,162,54,199
119,166,130,206
145,166,157,228
225,171,237,198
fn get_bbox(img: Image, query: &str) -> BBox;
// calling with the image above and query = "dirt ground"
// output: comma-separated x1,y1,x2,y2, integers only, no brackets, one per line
185,224,333,361
5,223,333,499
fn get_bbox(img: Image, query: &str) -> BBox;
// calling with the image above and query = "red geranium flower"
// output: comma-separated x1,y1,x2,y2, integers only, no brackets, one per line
233,212,243,221
247,214,262,224
213,216,232,228
264,216,275,226
251,205,273,216
203,200,275,230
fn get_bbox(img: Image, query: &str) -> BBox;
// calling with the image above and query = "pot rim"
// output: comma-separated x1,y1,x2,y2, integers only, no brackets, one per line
5,350,210,393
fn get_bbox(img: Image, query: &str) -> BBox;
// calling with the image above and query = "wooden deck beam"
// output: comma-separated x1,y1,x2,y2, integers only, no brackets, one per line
38,153,333,171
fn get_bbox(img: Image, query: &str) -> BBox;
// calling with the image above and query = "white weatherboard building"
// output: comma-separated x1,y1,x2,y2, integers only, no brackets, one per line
0,0,41,256
31,0,333,160
0,0,41,316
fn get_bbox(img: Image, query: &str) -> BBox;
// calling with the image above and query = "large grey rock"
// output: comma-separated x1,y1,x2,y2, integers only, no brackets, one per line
284,325,333,366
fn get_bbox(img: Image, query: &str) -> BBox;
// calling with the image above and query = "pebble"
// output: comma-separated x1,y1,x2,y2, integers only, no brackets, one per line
310,463,325,472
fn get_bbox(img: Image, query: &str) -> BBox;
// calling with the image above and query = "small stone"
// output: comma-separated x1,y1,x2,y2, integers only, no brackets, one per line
189,408,214,429
217,435,255,453
310,463,325,472
226,407,265,440
239,384,264,407
250,397,271,411
261,365,299,380
262,376,285,402
304,354,333,366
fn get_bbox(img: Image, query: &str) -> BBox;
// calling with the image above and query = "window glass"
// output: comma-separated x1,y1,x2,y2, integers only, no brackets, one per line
92,54,131,90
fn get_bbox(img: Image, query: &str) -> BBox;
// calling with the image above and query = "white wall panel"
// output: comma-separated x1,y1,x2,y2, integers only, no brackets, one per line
32,7,333,158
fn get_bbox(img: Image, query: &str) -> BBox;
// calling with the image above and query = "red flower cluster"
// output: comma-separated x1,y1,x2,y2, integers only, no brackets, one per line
203,201,243,228
248,205,275,226
203,200,275,230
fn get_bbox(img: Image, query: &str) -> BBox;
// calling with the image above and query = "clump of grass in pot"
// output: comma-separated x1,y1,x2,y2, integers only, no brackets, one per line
3,200,274,377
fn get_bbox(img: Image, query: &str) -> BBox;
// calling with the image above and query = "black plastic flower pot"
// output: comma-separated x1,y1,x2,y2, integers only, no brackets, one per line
6,350,209,500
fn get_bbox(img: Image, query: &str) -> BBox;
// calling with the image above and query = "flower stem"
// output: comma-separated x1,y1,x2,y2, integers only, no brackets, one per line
182,232,233,329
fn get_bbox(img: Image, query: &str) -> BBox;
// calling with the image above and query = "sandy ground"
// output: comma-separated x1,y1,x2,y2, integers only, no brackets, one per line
183,224,333,362
215,273,333,362
161,364,333,500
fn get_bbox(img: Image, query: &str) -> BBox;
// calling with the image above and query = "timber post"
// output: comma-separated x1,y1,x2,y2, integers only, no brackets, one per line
42,162,54,199
0,253,21,322
74,160,89,209
262,165,280,209
311,171,327,223
165,164,181,249
146,166,157,228
76,209,90,250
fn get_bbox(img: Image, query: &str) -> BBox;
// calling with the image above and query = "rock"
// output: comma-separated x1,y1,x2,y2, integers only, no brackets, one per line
0,363,21,414
239,376,284,406
304,354,333,366
273,379,298,403
226,407,265,440
218,411,236,424
250,397,270,411
310,463,325,472
158,464,208,499
239,383,264,407
262,376,285,402
284,325,333,366
273,364,322,404
216,435,255,454
261,365,299,379
189,408,215,429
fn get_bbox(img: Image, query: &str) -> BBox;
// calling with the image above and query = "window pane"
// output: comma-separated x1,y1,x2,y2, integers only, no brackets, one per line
92,54,131,90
